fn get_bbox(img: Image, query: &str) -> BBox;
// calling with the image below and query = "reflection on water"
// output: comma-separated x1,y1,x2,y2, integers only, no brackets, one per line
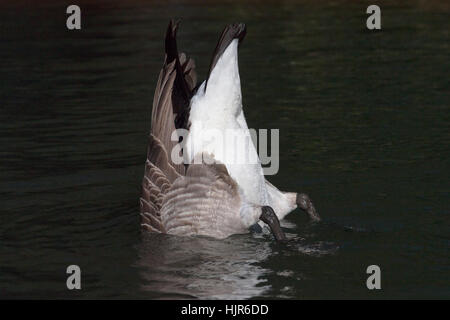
137,234,272,299
0,0,449,299
136,222,341,299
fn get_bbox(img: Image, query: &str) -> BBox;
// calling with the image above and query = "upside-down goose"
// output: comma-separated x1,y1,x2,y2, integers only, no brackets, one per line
140,20,319,240
140,20,285,240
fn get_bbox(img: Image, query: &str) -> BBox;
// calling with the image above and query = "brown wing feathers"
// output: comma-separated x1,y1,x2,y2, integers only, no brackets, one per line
165,20,195,131
141,20,197,232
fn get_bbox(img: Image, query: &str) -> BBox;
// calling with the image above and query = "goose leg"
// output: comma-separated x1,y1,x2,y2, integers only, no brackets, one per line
260,206,287,241
296,193,321,222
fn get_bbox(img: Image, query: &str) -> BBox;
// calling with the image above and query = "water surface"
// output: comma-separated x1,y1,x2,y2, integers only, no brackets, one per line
0,0,449,299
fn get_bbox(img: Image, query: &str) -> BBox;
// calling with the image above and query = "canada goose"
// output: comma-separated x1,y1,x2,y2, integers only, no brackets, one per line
140,20,285,240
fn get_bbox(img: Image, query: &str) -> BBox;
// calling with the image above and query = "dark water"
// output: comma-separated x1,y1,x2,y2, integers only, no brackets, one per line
1,0,449,299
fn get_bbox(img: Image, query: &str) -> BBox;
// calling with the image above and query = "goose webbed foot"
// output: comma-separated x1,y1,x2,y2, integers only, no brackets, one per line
260,206,287,241
296,193,321,222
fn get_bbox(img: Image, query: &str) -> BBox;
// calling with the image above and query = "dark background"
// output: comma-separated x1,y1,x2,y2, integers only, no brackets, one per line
0,0,449,299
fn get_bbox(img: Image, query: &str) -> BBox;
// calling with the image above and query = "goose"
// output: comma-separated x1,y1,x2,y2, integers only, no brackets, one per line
140,20,285,240
140,20,320,240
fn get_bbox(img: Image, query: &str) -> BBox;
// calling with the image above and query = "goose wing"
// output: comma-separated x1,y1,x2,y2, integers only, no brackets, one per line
141,20,197,232
160,154,248,239
150,20,197,173
161,19,196,132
